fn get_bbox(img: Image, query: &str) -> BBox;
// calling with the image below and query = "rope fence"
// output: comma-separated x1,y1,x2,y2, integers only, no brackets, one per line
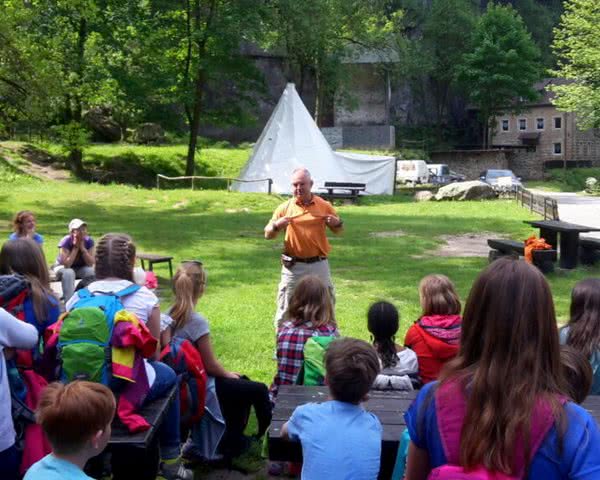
156,174,273,193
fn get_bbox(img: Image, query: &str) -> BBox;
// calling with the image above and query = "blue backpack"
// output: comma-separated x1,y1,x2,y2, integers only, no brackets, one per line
57,284,140,385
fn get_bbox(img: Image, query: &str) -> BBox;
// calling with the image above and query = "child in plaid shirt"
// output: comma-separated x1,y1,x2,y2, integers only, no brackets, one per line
269,275,339,403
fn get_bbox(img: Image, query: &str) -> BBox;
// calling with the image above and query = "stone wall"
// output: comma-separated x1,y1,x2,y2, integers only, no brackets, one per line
429,150,509,180
321,125,395,149
321,127,343,149
507,150,544,180
571,125,600,166
334,64,387,126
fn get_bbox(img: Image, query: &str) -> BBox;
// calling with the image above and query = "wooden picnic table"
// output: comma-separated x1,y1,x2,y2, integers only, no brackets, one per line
318,182,366,203
269,385,600,479
524,220,600,269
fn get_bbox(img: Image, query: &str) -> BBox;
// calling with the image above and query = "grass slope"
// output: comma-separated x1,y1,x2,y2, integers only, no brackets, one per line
1,170,599,385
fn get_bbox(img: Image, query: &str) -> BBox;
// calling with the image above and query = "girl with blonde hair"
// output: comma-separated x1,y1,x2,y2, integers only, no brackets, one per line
404,274,461,384
162,261,271,461
269,275,339,402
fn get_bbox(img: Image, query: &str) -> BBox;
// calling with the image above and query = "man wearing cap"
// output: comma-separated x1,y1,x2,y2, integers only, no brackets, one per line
54,218,95,301
264,167,343,327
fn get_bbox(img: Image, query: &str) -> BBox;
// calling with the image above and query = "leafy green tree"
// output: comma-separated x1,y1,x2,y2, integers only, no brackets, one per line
551,0,600,130
456,3,541,147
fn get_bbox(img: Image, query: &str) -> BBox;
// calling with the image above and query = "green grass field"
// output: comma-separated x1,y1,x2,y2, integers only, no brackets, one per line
2,162,599,385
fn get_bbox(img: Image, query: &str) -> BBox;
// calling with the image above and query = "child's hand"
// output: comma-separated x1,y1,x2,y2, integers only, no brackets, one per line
225,371,241,379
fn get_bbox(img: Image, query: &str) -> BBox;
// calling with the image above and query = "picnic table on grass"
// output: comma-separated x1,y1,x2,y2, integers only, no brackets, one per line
269,385,600,480
524,220,600,269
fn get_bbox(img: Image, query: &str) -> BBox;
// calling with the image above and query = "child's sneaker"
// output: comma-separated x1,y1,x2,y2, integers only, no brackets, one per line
159,457,194,480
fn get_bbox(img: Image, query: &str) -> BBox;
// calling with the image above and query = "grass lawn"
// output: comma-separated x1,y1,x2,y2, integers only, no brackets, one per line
2,166,600,385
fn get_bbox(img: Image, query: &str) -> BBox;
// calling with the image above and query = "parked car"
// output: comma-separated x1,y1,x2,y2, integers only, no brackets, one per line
479,169,522,192
428,164,466,185
396,160,429,185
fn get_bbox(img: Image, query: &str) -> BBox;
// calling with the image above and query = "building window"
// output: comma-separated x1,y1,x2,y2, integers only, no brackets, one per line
501,119,509,131
554,117,562,129
536,118,544,130
519,118,527,130
553,142,562,155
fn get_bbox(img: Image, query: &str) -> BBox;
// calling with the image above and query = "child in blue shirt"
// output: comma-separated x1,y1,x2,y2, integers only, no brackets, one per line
282,337,382,480
24,381,115,480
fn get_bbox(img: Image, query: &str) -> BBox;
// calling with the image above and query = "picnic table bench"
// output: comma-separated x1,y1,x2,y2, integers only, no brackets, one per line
137,252,174,279
579,237,600,265
487,239,557,274
270,386,600,480
524,220,600,269
89,384,177,480
318,182,366,203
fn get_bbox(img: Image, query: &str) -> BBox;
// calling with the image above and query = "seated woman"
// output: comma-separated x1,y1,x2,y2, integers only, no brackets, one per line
404,258,600,480
66,233,192,480
559,278,600,395
269,275,339,403
161,261,271,461
54,218,95,302
404,274,462,384
8,211,43,245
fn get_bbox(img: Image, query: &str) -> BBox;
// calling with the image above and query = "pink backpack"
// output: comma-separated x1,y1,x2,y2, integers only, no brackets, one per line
428,380,562,480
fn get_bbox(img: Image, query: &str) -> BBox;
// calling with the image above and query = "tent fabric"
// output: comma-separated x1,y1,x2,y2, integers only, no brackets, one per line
233,83,395,195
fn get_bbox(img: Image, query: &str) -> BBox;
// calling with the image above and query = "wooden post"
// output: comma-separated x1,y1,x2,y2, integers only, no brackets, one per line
191,177,195,190
227,178,231,191
156,175,160,190
268,178,273,195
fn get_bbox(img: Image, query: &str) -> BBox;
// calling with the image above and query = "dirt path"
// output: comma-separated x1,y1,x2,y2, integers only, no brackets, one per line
0,141,70,181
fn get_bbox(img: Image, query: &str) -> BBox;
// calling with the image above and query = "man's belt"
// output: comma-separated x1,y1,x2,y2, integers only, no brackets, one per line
291,256,327,264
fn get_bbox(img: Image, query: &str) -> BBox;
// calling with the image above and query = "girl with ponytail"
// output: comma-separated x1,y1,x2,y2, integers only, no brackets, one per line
367,301,418,390
162,261,272,461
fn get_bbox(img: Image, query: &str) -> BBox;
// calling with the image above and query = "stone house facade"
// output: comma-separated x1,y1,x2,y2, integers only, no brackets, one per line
490,78,600,168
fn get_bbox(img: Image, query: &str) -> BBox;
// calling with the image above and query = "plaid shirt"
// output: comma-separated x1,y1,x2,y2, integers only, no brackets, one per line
269,320,339,402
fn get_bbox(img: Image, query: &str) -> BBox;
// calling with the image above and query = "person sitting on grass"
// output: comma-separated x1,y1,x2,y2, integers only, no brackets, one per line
161,260,272,462
53,219,95,302
9,211,43,245
404,274,461,384
560,345,593,404
269,275,339,403
559,277,600,395
368,301,419,391
282,337,382,480
23,381,115,480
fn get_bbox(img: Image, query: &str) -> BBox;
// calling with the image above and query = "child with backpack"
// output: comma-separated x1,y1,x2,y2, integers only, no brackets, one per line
404,258,600,480
269,275,339,403
0,308,38,480
404,274,461,384
161,260,272,461
65,233,192,480
24,381,115,480
9,211,43,245
559,278,600,395
368,301,419,390
282,337,382,479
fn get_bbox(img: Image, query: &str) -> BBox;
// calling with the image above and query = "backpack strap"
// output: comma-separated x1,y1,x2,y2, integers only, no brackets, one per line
435,380,564,476
114,284,141,298
77,288,93,299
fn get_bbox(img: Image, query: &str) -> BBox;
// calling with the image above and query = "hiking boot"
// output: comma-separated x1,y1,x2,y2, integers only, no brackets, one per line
159,457,194,480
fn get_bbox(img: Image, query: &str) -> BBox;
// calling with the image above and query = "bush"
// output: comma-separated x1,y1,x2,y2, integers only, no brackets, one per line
545,168,600,191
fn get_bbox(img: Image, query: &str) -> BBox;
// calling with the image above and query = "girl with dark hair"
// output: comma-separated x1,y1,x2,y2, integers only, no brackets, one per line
404,274,462,384
560,278,600,395
367,301,418,390
269,275,339,402
0,239,60,335
404,258,600,480
9,211,43,245
65,233,192,480
161,261,272,461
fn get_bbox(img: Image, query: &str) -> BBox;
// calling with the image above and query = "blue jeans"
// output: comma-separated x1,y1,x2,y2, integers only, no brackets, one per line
146,361,180,460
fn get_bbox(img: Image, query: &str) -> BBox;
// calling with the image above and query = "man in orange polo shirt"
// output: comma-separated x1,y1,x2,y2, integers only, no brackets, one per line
265,167,344,327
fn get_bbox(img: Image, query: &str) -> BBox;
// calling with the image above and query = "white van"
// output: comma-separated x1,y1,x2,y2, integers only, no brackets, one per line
396,160,429,185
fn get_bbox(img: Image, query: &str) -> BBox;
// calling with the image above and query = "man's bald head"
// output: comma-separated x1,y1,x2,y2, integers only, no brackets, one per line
291,167,313,203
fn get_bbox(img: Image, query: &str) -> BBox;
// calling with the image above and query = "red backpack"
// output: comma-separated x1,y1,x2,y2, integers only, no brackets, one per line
428,380,563,480
160,337,207,426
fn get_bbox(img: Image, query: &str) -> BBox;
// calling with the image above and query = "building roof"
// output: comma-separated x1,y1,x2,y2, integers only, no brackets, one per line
530,78,574,106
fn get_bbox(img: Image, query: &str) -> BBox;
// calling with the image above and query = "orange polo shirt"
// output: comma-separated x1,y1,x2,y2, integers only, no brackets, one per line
271,195,342,258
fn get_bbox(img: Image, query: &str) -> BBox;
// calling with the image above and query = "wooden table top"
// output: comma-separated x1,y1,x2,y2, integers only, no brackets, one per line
524,219,600,233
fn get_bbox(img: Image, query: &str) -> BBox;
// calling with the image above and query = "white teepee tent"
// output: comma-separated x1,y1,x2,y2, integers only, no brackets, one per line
233,83,395,195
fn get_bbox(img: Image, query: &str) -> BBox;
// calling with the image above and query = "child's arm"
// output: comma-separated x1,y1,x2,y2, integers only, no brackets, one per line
0,308,38,349
281,421,290,440
195,335,239,379
404,441,430,480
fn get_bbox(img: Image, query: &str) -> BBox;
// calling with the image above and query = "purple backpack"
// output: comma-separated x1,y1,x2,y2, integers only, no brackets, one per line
428,380,562,480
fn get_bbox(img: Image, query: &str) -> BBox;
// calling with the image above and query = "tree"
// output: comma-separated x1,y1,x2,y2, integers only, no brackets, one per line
456,3,541,147
551,0,600,130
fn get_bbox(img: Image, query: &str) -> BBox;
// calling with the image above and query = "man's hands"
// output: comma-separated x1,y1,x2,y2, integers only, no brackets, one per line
325,215,343,228
273,217,291,231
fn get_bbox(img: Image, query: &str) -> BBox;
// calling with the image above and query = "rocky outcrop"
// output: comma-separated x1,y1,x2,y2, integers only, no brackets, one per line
434,181,497,201
82,107,122,142
133,123,165,144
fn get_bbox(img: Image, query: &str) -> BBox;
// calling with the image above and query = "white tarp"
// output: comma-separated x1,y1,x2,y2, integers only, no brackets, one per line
233,83,395,195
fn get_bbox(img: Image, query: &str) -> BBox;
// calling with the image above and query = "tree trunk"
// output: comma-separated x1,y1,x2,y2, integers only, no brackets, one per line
186,69,205,176
314,63,321,126
68,149,86,178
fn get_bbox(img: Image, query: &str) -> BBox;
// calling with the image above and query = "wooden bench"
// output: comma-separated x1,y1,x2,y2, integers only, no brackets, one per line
579,237,600,265
270,386,600,479
487,239,557,274
137,253,174,279
88,385,177,480
318,182,366,203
